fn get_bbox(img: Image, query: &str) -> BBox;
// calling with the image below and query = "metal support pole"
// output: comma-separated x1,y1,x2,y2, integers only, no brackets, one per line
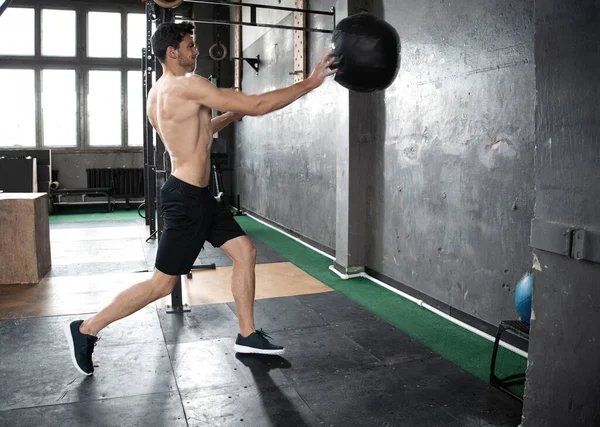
0,0,13,19
144,5,157,239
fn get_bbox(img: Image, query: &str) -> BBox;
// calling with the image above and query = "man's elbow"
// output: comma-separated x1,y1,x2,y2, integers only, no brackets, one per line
245,96,269,116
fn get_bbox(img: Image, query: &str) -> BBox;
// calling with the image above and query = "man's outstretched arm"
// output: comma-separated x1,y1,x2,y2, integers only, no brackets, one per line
183,51,336,117
212,112,243,135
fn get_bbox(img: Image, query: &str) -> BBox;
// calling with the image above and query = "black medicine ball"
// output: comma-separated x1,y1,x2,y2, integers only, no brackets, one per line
331,13,400,93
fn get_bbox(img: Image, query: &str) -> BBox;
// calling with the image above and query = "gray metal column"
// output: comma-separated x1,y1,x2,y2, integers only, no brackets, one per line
522,1,600,425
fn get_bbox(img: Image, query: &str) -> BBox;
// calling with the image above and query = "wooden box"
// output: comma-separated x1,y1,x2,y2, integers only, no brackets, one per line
0,193,51,285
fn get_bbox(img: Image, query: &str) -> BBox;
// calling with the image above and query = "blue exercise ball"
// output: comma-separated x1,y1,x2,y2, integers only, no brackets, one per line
514,271,533,323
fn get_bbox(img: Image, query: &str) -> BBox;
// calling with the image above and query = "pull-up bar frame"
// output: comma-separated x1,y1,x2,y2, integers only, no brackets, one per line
185,0,335,16
184,0,335,34
189,17,333,34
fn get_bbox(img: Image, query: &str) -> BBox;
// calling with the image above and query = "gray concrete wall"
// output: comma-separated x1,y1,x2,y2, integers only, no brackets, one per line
522,1,600,425
234,3,339,248
368,0,536,325
52,151,143,189
236,0,535,326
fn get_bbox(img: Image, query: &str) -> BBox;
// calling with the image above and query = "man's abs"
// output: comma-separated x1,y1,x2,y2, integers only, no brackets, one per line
147,76,214,187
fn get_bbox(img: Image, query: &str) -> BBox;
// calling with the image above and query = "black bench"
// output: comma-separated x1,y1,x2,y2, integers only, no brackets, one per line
51,188,114,212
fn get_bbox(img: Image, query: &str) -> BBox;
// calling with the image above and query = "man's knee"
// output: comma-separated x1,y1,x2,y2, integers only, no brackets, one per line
151,271,179,298
233,239,257,263
242,241,257,263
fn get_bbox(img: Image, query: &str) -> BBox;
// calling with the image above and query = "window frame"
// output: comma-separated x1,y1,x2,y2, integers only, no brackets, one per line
0,0,147,153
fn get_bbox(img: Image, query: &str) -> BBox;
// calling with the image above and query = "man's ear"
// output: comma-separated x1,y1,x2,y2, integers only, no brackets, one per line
166,46,178,60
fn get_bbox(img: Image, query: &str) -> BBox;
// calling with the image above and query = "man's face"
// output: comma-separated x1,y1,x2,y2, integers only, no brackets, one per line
176,34,198,72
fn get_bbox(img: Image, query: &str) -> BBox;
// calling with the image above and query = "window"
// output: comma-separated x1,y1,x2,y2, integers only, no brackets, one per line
88,12,121,58
42,70,77,147
127,71,144,146
42,9,77,57
0,70,36,147
0,8,35,56
1,4,152,149
88,71,122,146
127,13,146,58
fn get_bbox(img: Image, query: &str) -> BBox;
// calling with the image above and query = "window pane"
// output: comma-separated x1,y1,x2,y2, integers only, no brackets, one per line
88,71,122,146
0,70,36,147
42,70,77,147
127,71,143,146
42,9,76,56
0,8,35,56
127,13,146,58
88,12,121,58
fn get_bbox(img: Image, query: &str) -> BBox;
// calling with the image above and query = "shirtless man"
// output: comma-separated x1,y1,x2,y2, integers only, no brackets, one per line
64,22,337,375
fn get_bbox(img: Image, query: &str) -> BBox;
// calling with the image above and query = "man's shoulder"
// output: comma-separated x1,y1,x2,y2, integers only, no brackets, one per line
181,73,212,88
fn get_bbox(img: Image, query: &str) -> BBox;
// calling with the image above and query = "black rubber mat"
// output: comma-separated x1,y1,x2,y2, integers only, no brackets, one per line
0,292,522,426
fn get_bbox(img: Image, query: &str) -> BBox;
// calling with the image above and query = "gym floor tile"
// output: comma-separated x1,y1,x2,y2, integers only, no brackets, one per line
181,383,321,427
0,392,187,427
50,224,147,241
155,262,331,308
167,338,249,392
291,366,464,427
262,325,383,383
233,353,293,389
389,356,523,427
0,272,153,319
335,318,438,365
50,238,146,264
0,317,175,411
48,238,148,276
46,260,149,277
296,291,383,324
227,293,330,333
157,303,240,344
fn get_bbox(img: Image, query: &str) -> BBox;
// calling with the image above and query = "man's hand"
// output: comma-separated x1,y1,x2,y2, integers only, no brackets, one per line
307,51,337,89
229,112,245,122
212,111,245,135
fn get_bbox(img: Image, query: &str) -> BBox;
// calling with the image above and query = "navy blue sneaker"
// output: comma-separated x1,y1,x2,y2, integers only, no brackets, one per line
64,320,98,375
234,329,284,355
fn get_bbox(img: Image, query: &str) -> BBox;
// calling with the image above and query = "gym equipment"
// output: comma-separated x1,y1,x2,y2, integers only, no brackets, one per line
330,12,400,93
514,271,533,323
153,0,184,8
208,41,228,61
142,0,334,314
490,319,529,402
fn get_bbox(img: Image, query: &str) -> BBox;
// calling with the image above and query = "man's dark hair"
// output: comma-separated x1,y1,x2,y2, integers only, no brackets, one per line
151,22,195,63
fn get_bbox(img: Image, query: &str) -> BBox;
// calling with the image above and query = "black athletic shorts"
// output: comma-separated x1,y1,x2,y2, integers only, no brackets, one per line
155,175,246,276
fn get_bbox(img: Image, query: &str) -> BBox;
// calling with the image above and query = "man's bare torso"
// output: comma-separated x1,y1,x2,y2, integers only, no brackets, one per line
147,74,213,187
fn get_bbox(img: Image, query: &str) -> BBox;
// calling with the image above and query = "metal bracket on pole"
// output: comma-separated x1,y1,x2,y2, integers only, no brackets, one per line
229,55,259,74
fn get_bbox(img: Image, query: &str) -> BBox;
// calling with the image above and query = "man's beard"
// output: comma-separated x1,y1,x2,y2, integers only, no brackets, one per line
178,55,196,72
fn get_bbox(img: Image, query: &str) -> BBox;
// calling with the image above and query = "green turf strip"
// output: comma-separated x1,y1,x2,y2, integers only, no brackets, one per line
235,215,527,396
